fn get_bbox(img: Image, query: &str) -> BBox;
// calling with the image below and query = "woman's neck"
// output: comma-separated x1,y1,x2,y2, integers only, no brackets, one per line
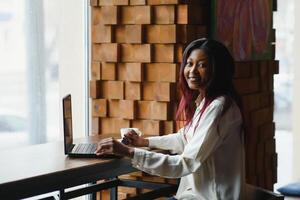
195,90,206,107
198,89,206,99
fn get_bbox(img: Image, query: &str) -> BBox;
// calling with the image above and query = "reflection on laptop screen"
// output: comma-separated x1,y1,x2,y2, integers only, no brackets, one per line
63,94,73,154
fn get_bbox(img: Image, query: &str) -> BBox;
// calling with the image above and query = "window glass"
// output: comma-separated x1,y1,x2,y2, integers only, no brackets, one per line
273,0,294,189
0,0,88,150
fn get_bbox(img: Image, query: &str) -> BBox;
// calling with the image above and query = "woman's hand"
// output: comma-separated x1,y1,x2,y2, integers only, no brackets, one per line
123,130,149,147
95,137,134,158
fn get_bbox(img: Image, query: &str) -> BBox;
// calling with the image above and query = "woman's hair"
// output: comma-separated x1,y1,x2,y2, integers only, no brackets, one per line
176,38,242,125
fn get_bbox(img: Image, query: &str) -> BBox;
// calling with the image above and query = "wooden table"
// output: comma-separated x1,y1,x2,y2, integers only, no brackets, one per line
1,135,290,200
0,135,137,199
0,135,178,200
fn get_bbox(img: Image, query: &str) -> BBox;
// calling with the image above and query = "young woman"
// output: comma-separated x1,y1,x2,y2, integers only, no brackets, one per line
95,38,245,200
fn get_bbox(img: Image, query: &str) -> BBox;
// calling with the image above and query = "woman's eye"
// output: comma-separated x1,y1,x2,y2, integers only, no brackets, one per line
197,62,206,68
186,62,192,67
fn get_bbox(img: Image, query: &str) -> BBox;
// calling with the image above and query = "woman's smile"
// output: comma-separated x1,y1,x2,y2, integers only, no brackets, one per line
184,49,209,91
188,76,201,81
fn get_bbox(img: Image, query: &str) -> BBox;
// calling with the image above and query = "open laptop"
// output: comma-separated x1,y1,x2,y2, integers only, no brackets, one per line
63,94,98,158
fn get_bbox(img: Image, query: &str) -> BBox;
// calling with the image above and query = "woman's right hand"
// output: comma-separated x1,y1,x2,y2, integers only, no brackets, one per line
123,130,149,147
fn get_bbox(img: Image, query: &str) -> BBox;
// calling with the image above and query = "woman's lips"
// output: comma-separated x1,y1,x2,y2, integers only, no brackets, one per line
189,77,201,82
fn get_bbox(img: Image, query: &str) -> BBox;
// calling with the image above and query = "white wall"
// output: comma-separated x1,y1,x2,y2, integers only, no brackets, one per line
293,0,300,180
58,0,87,138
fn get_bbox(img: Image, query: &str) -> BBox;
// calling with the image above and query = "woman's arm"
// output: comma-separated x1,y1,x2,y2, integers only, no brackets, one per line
131,99,240,178
147,128,186,154
124,128,186,154
132,147,201,178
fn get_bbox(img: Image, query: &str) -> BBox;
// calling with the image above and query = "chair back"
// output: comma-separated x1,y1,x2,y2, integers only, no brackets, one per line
245,184,284,200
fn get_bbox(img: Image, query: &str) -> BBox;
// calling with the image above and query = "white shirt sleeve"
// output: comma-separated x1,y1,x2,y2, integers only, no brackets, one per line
147,128,186,154
131,100,225,178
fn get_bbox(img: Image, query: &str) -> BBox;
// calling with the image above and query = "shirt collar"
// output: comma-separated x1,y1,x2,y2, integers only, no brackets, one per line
195,95,205,107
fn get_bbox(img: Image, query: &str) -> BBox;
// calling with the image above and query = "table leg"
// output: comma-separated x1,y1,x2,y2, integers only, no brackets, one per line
110,178,118,200
89,182,97,200
59,189,65,200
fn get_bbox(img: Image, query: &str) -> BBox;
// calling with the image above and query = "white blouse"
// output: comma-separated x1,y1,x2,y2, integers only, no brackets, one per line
131,96,246,200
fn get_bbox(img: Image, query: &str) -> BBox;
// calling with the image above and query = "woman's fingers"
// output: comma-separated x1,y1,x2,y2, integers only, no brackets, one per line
98,138,112,148
124,134,140,147
95,137,133,157
95,138,114,155
122,135,132,144
125,131,134,137
95,137,128,156
125,131,139,140
95,144,113,155
97,137,113,146
126,137,133,144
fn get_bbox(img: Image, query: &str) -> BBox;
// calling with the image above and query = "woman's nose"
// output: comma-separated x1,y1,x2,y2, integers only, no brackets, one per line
190,64,197,73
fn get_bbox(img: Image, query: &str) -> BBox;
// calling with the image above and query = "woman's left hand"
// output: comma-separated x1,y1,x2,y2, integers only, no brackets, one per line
95,137,134,158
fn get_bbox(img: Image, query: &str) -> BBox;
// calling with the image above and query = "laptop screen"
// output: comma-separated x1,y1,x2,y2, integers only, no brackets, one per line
63,94,73,154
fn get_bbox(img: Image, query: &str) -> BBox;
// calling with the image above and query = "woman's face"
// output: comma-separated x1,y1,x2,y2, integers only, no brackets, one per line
184,49,210,91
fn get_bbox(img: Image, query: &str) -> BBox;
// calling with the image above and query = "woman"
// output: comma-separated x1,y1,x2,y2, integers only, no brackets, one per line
95,38,245,200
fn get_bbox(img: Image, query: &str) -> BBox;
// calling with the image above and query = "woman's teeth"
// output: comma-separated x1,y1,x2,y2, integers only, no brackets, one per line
189,77,200,81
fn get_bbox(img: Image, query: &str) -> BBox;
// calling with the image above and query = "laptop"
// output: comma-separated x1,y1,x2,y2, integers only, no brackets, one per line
63,94,99,158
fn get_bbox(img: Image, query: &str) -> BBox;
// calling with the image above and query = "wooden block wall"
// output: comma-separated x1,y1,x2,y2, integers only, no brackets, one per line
235,60,279,190
90,0,278,197
90,0,208,137
231,4,278,190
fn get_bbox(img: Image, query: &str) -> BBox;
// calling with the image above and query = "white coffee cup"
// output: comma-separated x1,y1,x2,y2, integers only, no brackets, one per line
120,128,142,139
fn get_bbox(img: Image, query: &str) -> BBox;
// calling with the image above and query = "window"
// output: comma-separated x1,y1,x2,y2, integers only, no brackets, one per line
0,0,89,150
273,0,295,189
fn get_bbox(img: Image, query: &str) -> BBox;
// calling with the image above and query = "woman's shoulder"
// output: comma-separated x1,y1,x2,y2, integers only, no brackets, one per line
209,95,240,113
211,95,238,105
200,96,226,115
210,96,226,107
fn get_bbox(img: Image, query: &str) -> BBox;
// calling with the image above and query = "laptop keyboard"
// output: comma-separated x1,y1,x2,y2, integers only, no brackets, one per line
73,143,97,154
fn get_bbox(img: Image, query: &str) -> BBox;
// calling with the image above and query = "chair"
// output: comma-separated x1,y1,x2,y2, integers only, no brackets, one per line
245,184,284,200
